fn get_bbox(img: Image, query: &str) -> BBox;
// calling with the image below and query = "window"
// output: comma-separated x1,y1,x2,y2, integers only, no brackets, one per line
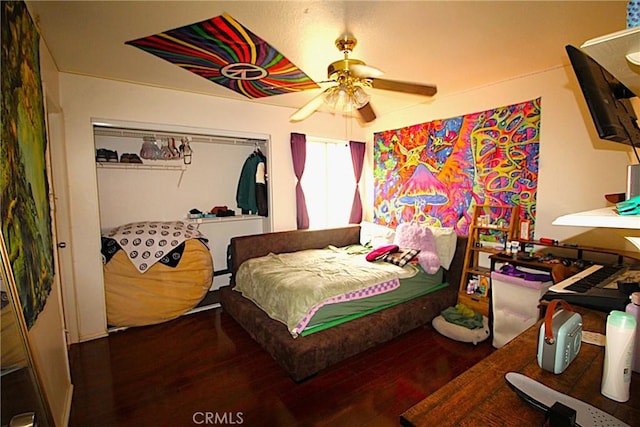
301,138,355,229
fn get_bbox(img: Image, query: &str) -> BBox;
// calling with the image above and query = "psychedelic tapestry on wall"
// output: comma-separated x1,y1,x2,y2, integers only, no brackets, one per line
373,98,541,237
1,1,54,329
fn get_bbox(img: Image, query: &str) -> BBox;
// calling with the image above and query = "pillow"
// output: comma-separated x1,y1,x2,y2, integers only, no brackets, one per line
426,226,457,270
382,248,420,267
365,244,399,262
359,221,395,247
394,222,441,274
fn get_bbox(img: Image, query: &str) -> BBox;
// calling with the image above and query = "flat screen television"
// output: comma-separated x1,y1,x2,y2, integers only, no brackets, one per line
565,44,640,148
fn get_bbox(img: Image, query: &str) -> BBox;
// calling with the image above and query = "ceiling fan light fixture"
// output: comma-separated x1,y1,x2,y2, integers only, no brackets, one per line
290,34,436,123
322,84,343,108
322,83,369,113
351,86,370,108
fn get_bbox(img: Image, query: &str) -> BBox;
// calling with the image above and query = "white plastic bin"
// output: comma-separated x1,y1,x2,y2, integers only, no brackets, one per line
491,269,552,348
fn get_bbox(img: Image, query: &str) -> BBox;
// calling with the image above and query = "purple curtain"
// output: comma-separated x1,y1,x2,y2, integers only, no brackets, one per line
349,141,366,224
290,133,310,229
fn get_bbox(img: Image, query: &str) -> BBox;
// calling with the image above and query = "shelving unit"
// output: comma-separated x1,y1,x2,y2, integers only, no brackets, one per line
458,204,519,317
552,206,639,229
515,238,640,264
185,214,266,225
96,160,188,185
553,206,640,252
96,162,186,171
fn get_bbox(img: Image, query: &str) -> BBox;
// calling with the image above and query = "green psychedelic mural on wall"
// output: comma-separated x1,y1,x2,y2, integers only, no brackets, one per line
1,0,54,329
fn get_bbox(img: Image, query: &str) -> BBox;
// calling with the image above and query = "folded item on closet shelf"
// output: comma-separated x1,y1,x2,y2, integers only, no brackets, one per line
120,153,143,163
210,206,227,214
210,206,235,216
188,208,203,219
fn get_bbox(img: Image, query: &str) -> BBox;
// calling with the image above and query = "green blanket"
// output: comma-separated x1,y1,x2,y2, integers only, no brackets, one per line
234,245,417,337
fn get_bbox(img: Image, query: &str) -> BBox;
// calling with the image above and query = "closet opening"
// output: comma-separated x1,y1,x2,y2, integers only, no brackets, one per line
92,119,272,331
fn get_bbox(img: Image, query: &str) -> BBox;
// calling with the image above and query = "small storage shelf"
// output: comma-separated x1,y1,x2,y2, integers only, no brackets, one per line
457,293,490,317
469,246,504,255
553,206,640,229
458,204,519,317
464,265,491,276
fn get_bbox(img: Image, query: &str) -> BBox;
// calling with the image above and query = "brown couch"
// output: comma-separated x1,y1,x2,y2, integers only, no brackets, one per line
219,225,466,382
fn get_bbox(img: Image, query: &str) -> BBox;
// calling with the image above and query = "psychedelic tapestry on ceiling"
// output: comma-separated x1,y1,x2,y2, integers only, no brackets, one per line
373,98,541,236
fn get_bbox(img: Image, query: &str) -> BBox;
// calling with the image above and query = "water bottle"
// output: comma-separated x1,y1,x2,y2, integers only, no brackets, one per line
625,292,640,373
601,310,636,402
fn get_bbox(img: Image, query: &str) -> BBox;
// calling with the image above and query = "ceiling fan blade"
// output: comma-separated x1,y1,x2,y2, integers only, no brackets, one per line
370,78,437,97
289,89,329,122
350,63,384,79
357,102,376,123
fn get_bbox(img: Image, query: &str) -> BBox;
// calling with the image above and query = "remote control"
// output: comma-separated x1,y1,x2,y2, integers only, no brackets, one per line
505,372,629,427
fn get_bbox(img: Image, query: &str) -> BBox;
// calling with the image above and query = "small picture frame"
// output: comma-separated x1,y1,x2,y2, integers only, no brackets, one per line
519,219,531,240
478,276,490,297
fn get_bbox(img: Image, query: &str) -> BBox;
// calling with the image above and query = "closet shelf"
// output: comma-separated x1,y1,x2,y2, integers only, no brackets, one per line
93,125,267,147
96,162,187,171
186,215,266,224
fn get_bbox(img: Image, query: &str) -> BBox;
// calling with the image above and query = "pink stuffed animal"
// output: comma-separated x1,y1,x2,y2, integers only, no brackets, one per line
394,222,441,274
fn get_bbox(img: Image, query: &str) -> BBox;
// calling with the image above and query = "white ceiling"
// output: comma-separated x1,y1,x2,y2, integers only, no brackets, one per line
26,1,633,119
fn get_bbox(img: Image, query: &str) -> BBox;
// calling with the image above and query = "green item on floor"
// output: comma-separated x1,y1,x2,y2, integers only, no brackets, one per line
441,303,484,329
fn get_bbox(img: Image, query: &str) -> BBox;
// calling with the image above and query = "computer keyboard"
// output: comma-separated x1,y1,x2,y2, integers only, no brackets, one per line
544,264,630,312
549,264,627,293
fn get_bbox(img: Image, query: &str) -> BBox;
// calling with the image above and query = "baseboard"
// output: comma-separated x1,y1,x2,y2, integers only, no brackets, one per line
106,292,221,334
185,302,221,315
77,330,109,343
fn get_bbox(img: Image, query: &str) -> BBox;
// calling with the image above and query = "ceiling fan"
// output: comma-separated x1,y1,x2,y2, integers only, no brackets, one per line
289,35,438,123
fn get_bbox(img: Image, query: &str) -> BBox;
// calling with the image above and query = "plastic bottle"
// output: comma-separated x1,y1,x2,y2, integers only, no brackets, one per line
601,310,636,402
625,292,640,373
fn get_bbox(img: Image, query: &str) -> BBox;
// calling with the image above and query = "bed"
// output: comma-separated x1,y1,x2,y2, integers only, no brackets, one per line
102,221,214,327
220,224,466,382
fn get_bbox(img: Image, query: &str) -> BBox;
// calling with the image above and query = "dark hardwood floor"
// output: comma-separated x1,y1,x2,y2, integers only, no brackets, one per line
68,308,494,426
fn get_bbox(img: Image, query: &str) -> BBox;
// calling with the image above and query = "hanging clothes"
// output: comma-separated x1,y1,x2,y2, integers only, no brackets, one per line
236,148,268,216
255,148,268,217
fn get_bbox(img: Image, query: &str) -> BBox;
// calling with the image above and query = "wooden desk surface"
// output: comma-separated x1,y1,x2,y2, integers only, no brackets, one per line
401,307,640,426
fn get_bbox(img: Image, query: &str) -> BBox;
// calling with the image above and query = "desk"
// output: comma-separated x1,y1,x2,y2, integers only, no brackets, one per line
400,307,640,426
490,252,555,275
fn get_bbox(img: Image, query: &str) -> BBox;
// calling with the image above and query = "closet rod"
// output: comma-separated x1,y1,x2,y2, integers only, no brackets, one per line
93,126,267,147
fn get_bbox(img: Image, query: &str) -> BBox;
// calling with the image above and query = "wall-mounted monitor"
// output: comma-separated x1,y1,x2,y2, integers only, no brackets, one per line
565,44,640,148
